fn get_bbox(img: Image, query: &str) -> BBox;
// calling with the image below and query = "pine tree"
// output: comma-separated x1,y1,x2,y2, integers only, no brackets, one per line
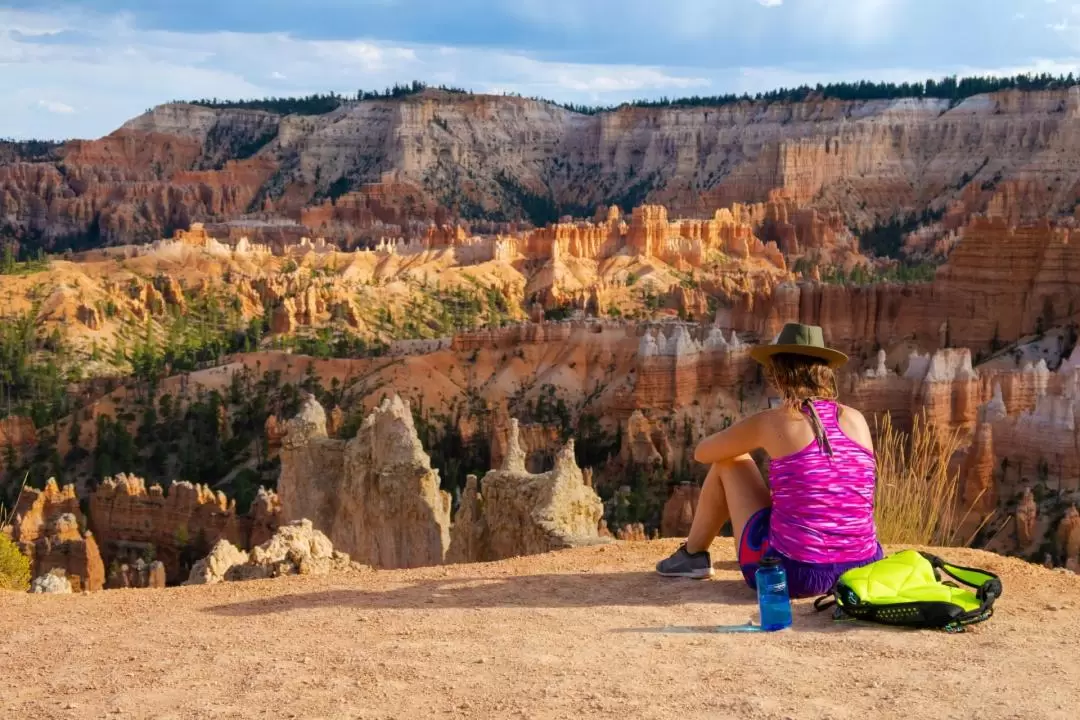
0,244,15,274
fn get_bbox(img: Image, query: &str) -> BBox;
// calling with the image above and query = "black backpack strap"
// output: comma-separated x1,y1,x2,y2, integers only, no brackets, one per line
813,593,837,612
919,552,1002,628
814,577,842,615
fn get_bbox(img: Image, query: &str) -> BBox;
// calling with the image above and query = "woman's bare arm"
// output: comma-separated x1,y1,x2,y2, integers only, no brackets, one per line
693,411,767,464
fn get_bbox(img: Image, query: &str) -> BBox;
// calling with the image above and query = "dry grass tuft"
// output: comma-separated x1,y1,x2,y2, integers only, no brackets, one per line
874,411,968,547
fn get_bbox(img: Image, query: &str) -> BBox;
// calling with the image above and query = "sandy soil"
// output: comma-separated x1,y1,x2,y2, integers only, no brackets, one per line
2,539,1079,720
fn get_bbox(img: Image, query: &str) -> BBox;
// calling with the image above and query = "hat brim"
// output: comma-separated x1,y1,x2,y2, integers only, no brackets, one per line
749,344,848,369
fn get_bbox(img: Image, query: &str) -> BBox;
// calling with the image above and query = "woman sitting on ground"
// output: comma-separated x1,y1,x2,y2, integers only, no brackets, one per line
656,323,883,598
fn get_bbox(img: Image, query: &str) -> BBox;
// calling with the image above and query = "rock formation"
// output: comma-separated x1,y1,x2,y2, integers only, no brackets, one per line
185,539,251,585
107,559,167,590
863,349,890,379
490,407,562,472
447,419,608,563
621,411,666,467
1057,507,1080,568
30,569,74,594
982,381,1080,497
265,415,287,451
705,213,1080,358
89,474,281,585
982,383,1008,424
1016,489,1038,549
278,394,452,569
185,520,353,584
249,488,282,548
615,524,649,541
7,480,105,592
661,484,701,539
960,423,997,518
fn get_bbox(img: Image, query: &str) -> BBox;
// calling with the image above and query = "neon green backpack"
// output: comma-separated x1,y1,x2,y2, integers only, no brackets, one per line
814,550,1003,633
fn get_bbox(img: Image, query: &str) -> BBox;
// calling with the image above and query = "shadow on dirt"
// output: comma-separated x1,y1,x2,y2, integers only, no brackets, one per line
200,564,879,637
202,570,756,617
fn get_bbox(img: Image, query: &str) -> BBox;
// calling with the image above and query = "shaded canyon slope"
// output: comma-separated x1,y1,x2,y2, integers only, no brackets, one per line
7,88,1080,248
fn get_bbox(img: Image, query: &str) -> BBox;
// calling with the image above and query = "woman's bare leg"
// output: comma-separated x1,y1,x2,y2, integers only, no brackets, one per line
715,454,772,545
685,464,730,553
686,454,771,554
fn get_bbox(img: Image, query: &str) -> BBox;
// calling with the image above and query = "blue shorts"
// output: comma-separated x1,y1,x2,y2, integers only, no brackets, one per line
738,507,884,599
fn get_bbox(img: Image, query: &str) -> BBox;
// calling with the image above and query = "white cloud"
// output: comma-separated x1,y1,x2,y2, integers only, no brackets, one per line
505,0,592,31
37,100,74,114
0,7,713,139
504,0,908,45
1,3,1079,140
787,0,904,46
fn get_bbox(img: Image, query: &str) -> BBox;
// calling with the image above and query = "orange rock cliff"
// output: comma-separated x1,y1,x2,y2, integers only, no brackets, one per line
4,480,105,592
6,88,1080,250
88,474,281,585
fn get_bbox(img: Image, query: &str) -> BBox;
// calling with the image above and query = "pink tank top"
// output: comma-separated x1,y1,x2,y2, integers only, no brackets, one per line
767,400,879,564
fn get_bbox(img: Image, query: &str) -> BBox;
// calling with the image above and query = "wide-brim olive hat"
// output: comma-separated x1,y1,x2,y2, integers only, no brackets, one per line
749,322,848,369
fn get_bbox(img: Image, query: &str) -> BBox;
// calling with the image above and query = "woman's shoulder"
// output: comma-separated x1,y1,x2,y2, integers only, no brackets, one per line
836,403,868,422
836,403,874,451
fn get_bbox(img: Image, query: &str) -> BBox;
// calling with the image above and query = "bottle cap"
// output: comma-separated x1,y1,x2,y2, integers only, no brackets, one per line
759,556,781,568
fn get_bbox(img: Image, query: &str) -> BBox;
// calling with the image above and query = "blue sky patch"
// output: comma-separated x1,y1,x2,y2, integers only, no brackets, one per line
1,0,1078,139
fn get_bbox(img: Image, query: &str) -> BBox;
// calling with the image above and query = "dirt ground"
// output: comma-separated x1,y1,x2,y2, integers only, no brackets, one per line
2,539,1078,720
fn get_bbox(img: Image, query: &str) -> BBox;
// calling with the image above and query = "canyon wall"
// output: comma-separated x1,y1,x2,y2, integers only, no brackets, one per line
841,348,982,437
628,325,757,411
932,218,1080,349
719,216,1080,355
8,88,1080,251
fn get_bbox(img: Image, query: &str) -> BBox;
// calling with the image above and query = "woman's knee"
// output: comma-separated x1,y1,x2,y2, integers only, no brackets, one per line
716,454,755,469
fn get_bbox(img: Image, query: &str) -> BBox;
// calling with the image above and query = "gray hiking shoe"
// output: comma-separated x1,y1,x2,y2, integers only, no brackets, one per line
655,544,714,579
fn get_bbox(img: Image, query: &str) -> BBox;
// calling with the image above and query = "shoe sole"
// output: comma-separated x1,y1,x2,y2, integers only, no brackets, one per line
656,568,714,579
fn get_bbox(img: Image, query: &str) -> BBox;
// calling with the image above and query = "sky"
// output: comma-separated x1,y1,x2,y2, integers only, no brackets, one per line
2,0,1080,140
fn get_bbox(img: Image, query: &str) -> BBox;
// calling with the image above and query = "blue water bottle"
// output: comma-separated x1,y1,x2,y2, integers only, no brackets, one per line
755,556,793,631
